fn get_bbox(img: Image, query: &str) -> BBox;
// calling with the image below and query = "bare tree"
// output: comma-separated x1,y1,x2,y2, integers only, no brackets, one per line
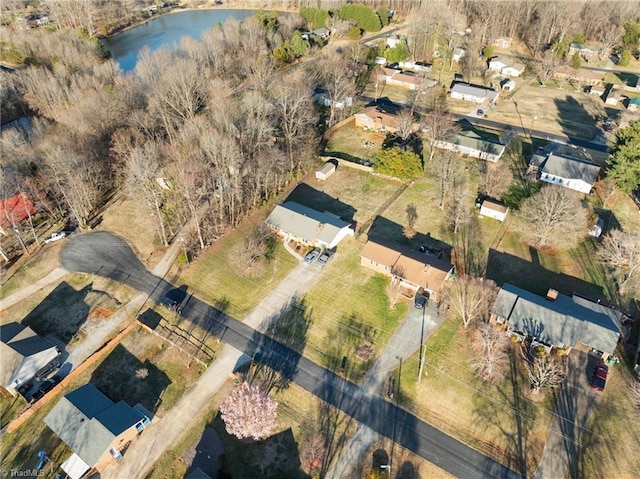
597,230,640,297
429,150,463,210
219,382,278,441
447,180,472,235
422,111,459,164
230,224,273,277
521,348,566,395
533,50,561,85
516,186,588,249
404,202,418,238
480,162,514,200
449,277,498,329
301,433,326,474
469,323,510,384
387,265,406,310
395,109,417,147
315,52,356,128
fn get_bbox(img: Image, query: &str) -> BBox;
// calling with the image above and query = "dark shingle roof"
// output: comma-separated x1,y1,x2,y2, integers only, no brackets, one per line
541,153,600,184
493,283,621,354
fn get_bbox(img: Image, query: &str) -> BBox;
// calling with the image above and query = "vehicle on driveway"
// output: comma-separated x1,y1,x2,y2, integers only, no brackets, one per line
414,288,429,309
44,232,66,244
34,356,62,382
590,362,609,391
316,251,332,269
303,249,320,265
30,377,60,403
476,109,484,116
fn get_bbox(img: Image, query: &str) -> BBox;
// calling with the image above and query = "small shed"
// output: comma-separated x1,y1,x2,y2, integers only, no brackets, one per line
316,160,337,181
627,97,640,112
502,79,516,91
480,199,509,222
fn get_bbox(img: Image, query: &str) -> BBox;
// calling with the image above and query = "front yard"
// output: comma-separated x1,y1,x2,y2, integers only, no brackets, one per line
396,317,555,476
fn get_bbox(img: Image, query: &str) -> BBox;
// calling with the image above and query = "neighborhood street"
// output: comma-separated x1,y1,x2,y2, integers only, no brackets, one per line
60,232,522,479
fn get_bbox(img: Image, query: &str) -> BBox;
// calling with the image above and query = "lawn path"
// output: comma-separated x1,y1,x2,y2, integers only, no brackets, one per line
0,267,68,311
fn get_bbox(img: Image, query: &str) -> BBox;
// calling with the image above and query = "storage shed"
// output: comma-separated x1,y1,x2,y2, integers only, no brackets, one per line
480,200,509,222
316,161,337,181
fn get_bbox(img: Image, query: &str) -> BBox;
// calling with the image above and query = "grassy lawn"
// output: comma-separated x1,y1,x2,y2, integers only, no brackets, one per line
0,241,64,299
177,214,298,320
578,354,640,478
90,325,206,416
287,167,402,230
146,382,357,479
302,237,407,382
0,394,28,429
396,317,555,475
323,119,385,163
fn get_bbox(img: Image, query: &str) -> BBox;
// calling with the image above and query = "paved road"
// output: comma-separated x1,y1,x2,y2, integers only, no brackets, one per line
61,232,521,479
360,95,609,153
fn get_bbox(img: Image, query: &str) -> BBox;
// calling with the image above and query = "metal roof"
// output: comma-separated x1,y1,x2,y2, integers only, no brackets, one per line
541,153,600,185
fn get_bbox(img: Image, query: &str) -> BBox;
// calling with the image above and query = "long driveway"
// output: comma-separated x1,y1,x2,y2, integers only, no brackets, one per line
61,233,521,479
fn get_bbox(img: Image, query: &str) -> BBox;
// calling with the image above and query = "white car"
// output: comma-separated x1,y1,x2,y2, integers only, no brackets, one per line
44,232,66,244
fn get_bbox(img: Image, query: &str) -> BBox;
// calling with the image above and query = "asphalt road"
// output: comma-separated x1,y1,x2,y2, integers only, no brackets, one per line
359,95,609,153
61,232,521,479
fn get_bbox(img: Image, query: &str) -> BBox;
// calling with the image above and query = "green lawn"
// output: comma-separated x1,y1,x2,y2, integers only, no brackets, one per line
177,218,298,320
396,317,555,476
323,120,385,163
0,394,28,429
302,238,407,382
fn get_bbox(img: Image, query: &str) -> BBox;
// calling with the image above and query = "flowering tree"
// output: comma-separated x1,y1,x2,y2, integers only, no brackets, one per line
219,382,278,441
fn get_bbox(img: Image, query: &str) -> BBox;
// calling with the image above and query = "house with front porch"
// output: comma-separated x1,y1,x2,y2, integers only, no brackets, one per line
360,240,454,301
538,152,601,194
491,283,622,359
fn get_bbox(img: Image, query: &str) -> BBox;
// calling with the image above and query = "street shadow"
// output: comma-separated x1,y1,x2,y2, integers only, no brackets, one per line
553,95,597,141
212,415,309,479
368,216,452,259
486,249,606,300
90,344,171,414
21,281,92,345
285,183,358,223
245,296,313,394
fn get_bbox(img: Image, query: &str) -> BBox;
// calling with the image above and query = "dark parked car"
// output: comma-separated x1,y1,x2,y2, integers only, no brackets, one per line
30,378,59,403
303,249,319,265
590,363,609,391
34,356,62,382
414,288,429,309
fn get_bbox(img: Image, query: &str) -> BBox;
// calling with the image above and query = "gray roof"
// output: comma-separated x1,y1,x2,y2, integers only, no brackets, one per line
455,129,505,156
451,83,498,101
0,322,59,387
541,153,600,184
266,201,350,247
44,384,145,466
492,283,622,354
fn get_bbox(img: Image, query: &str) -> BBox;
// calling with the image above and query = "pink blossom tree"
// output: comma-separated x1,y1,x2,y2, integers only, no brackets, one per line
219,382,278,440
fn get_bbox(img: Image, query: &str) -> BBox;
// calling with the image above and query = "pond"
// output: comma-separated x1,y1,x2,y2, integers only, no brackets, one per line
102,9,259,72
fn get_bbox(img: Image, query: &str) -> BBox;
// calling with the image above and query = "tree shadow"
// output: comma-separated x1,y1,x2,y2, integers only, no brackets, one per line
552,95,598,141
396,460,417,479
486,249,606,300
90,344,171,414
368,216,452,259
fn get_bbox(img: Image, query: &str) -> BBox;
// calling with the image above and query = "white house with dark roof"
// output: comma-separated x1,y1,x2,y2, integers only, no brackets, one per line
266,201,353,249
433,126,507,162
44,384,149,477
1,322,60,395
450,83,499,104
491,283,622,359
480,200,509,221
539,153,601,194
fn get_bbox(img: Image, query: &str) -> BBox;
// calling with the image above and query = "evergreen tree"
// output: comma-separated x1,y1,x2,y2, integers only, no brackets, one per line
607,120,640,194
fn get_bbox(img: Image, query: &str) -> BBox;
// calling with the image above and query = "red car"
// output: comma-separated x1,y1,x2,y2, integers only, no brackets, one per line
590,363,609,391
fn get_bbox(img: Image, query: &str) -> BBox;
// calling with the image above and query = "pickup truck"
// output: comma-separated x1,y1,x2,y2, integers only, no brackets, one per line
44,232,67,244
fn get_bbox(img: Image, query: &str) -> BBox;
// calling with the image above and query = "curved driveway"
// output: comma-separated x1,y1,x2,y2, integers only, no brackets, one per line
61,232,521,479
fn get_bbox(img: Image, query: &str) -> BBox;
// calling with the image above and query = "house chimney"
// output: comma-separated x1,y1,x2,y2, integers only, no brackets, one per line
546,288,559,301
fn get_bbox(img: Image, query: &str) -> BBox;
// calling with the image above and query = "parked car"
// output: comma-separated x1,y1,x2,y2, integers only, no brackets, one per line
34,356,62,382
590,363,609,391
30,378,60,403
159,295,179,311
476,109,484,116
303,249,319,265
414,288,429,309
316,252,332,269
44,231,66,244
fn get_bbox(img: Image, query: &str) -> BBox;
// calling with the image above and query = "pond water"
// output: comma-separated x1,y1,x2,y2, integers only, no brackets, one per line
103,9,258,72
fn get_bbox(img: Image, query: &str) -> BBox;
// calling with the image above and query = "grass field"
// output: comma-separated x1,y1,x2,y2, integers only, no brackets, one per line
177,214,298,320
396,317,555,476
323,120,385,163
0,240,64,298
302,238,407,382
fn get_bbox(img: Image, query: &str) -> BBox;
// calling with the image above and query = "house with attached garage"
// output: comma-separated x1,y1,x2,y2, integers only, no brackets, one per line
0,322,61,396
44,384,150,478
488,57,526,77
265,201,353,249
537,152,601,194
450,82,500,104
491,283,622,360
360,240,454,301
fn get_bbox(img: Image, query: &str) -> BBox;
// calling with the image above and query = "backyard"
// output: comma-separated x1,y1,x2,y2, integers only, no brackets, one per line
323,119,385,163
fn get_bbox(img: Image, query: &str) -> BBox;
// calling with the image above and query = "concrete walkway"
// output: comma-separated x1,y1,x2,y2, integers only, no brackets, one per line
0,267,68,311
327,304,443,478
